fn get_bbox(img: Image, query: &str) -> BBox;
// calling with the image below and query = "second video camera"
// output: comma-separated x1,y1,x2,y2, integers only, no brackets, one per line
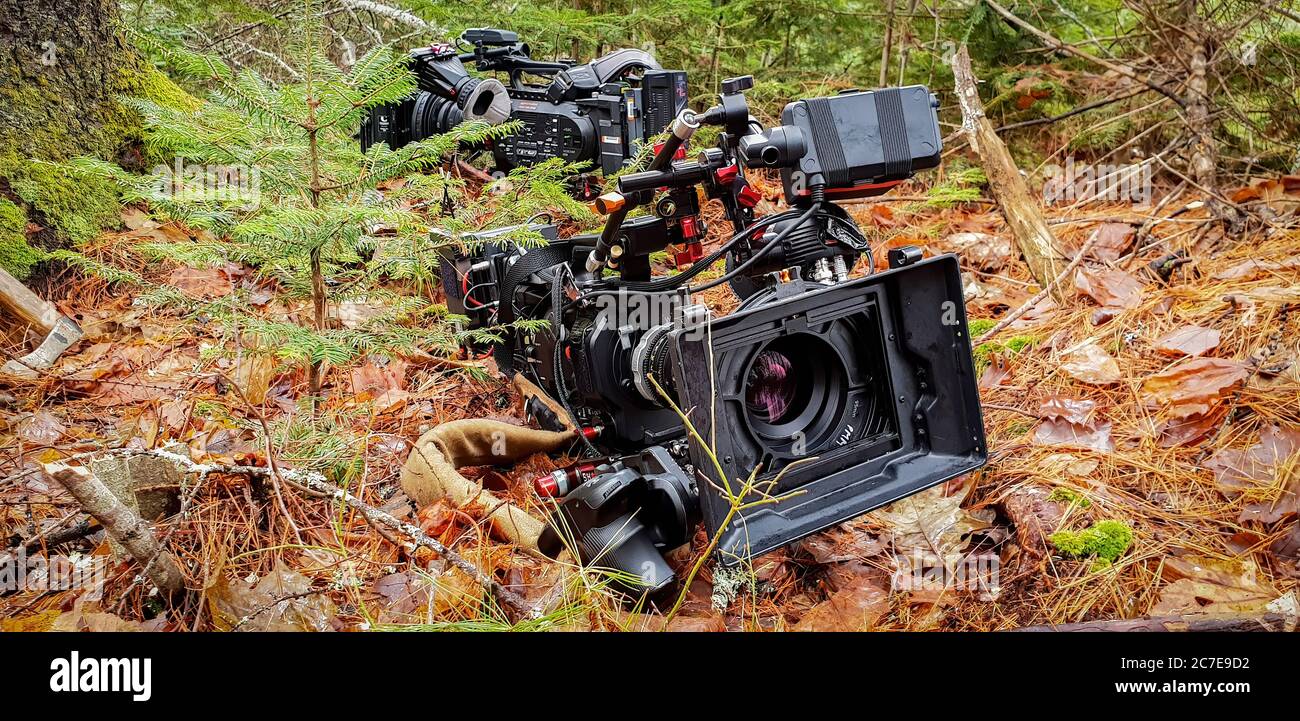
360,28,689,176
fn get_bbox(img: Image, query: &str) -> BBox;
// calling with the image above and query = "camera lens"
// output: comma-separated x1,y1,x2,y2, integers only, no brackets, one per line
741,334,846,451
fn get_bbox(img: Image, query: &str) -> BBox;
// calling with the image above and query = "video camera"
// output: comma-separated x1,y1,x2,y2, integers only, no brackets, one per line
438,76,987,598
360,28,689,177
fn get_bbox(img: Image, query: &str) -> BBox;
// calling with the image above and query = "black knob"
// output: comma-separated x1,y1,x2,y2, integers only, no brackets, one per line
721,75,754,95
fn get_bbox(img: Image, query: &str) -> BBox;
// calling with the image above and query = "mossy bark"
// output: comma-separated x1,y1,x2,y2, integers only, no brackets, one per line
0,0,189,279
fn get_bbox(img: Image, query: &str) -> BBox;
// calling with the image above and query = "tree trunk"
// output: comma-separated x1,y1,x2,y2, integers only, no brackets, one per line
1183,2,1216,190
0,0,182,281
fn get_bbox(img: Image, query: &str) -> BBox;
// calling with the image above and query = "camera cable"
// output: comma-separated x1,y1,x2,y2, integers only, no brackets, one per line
585,207,803,297
549,264,601,456
687,200,822,293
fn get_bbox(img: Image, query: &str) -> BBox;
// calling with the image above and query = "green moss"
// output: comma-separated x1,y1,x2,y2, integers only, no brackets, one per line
1050,520,1133,568
1047,487,1092,509
926,165,987,208
9,163,122,247
972,332,1040,374
1005,419,1034,436
0,40,197,264
0,198,44,279
967,317,997,337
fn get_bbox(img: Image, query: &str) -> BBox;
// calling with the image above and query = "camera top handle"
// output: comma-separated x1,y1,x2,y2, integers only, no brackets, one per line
457,28,570,87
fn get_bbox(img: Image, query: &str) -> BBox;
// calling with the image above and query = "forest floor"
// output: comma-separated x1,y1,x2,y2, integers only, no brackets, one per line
1,171,1298,631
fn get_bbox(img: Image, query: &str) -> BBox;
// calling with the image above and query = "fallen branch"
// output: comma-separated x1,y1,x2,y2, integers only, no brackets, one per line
46,464,185,594
951,44,1064,298
1010,613,1293,632
73,448,537,618
0,264,83,378
973,228,1101,346
995,86,1152,134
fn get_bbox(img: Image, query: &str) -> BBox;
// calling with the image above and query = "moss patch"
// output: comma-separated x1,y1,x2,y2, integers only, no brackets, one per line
1047,487,1092,509
972,331,1040,374
0,31,197,271
1050,520,1133,569
0,198,43,279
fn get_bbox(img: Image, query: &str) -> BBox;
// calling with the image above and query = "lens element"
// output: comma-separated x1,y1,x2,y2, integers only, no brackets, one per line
745,350,795,421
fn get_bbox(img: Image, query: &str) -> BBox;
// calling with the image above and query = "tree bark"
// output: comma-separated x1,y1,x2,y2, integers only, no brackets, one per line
0,0,135,166
0,0,174,281
1182,2,1216,190
950,45,1064,297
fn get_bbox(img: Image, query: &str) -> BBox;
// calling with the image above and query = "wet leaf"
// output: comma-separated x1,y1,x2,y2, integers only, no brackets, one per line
158,397,189,431
1060,342,1121,384
872,484,990,558
1157,411,1222,448
1141,357,1249,418
798,523,887,564
167,266,234,299
350,358,407,395
1074,266,1143,311
1034,419,1114,452
1204,425,1300,523
1213,256,1300,281
793,576,890,632
979,352,1013,389
943,232,1011,272
1038,396,1095,426
1153,555,1278,616
999,484,1067,560
207,559,335,631
1085,223,1135,263
17,411,67,444
1154,325,1221,357
232,354,277,405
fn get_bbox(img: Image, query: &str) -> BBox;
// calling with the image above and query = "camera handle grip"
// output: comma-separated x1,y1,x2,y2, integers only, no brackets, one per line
585,109,701,273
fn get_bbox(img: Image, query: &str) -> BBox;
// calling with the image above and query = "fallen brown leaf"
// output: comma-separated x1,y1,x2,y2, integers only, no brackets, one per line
1060,342,1122,384
1154,325,1221,357
1141,357,1250,418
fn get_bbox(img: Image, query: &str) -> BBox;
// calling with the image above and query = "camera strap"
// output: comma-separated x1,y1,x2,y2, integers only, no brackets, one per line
804,89,913,184
803,97,850,187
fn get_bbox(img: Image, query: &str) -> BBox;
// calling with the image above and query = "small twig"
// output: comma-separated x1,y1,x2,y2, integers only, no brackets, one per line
974,230,1101,346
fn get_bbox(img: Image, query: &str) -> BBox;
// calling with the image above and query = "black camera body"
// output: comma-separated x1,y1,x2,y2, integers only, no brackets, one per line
438,77,986,598
360,29,689,176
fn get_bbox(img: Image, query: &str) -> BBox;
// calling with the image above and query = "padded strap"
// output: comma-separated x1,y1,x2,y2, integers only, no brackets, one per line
804,97,849,187
874,88,911,179
494,243,571,375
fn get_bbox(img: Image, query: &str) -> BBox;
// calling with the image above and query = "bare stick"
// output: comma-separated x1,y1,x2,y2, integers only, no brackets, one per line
47,465,185,593
973,230,1102,346
74,448,537,618
950,45,1064,298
